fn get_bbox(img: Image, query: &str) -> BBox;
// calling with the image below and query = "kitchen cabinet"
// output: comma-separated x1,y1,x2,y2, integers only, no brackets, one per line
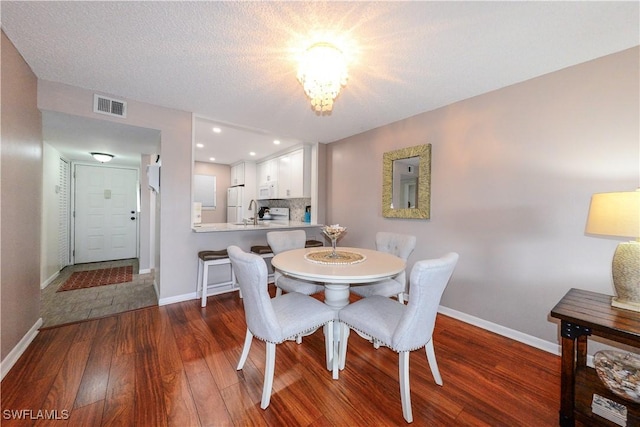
257,158,278,184
230,162,245,186
278,148,308,198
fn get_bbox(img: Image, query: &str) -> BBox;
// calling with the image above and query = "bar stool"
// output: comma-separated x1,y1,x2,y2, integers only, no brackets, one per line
250,240,324,285
250,245,275,283
197,249,238,307
305,239,323,248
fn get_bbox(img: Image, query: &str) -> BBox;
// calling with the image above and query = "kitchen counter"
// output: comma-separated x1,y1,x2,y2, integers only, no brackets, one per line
192,221,322,233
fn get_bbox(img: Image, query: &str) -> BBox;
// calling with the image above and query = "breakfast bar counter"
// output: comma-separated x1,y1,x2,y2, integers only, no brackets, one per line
192,221,322,233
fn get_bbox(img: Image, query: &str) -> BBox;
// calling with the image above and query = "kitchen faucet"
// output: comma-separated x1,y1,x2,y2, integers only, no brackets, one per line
248,199,258,225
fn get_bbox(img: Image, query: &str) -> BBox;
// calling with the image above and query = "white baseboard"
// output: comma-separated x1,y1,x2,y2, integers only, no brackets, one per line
139,268,151,274
1,318,43,380
438,306,561,356
41,271,60,289
158,292,197,306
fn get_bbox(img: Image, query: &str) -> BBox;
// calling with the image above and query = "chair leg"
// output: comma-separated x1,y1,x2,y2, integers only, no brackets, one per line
201,261,209,308
338,323,349,370
275,286,283,297
425,339,443,386
399,351,413,423
261,342,276,409
397,292,405,304
296,334,302,344
237,329,253,370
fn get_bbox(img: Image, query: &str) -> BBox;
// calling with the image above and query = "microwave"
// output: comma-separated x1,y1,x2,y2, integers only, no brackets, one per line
258,182,278,199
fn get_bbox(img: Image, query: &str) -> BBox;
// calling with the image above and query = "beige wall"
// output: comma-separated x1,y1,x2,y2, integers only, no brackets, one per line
41,143,62,286
37,80,193,302
326,47,639,344
1,32,43,360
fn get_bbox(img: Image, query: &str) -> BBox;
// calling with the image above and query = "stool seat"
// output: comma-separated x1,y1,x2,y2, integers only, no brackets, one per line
305,240,323,248
250,245,273,255
198,250,229,261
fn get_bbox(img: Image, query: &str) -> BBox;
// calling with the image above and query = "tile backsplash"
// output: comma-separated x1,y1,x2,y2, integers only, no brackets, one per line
258,198,311,222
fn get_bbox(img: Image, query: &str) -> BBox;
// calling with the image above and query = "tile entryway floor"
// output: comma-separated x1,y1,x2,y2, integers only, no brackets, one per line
41,258,157,328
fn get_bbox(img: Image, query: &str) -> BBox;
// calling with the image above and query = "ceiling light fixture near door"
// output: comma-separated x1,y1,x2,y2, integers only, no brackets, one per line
91,152,114,163
297,42,348,113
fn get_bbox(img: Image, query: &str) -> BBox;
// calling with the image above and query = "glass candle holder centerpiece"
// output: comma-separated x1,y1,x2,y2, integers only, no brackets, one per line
322,224,346,258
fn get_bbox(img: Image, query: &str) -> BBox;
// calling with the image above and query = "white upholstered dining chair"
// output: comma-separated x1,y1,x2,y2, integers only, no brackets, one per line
338,252,459,423
351,232,416,303
267,230,324,297
227,245,335,409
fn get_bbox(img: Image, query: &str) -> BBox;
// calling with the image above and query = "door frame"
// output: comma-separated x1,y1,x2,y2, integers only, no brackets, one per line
70,161,140,265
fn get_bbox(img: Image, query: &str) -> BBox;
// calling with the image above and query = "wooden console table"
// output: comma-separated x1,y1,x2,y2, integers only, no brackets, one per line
551,288,640,426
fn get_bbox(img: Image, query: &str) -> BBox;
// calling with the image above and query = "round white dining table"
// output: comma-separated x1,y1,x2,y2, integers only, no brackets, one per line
271,246,406,378
271,246,405,309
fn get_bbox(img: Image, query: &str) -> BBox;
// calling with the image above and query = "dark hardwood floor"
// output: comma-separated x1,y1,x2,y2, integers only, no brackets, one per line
1,288,561,426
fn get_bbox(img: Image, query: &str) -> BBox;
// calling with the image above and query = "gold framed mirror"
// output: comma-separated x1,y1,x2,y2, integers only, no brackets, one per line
382,144,431,219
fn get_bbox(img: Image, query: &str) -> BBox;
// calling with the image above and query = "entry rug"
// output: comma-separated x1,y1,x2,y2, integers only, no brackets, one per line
57,266,133,292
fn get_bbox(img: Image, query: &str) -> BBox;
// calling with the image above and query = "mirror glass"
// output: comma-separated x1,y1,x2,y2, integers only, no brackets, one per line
383,144,431,219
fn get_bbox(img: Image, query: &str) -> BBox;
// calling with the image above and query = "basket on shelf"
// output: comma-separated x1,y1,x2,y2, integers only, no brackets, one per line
594,350,640,403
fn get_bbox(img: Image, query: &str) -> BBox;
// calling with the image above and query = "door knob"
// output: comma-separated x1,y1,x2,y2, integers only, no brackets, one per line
130,217,136,221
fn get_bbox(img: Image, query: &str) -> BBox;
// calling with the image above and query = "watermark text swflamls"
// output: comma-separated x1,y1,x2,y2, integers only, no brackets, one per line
2,409,70,420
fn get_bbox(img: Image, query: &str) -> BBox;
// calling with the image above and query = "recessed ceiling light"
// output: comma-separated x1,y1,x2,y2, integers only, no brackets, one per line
212,127,221,133
274,140,281,145
196,143,204,148
209,157,216,162
249,152,256,156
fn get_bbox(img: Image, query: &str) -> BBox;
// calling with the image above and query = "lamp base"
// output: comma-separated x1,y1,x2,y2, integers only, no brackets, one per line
611,241,640,312
612,297,640,312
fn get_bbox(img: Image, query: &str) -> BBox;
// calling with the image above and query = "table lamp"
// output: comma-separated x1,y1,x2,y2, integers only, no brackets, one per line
585,189,640,311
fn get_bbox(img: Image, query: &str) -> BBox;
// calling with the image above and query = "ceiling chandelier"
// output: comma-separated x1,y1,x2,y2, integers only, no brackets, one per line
297,42,348,113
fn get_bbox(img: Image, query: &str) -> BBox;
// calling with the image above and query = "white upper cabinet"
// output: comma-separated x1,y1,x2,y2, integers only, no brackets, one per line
278,148,308,198
257,158,278,184
256,146,310,199
230,162,245,186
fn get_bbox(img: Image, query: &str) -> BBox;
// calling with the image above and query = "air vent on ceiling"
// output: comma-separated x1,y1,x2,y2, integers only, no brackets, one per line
93,94,127,118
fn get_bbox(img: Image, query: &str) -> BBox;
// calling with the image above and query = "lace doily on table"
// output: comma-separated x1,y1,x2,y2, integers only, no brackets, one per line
305,250,366,265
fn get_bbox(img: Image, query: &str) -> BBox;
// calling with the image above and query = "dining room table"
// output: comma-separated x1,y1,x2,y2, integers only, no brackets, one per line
271,246,406,378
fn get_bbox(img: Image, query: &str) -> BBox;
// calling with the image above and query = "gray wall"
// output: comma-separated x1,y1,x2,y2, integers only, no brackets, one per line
1,32,43,360
325,47,639,344
2,28,637,367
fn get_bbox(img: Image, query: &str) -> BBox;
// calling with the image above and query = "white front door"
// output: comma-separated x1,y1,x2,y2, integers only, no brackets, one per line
74,164,138,264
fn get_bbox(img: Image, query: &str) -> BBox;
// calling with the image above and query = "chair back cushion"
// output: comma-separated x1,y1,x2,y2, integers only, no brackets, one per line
392,252,459,351
376,232,417,290
227,245,282,342
267,230,306,254
375,232,416,260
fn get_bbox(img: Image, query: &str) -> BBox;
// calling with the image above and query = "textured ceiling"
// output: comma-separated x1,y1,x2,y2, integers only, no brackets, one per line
2,1,638,166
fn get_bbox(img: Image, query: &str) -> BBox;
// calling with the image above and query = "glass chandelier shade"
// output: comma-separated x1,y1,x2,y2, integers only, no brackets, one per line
297,42,348,113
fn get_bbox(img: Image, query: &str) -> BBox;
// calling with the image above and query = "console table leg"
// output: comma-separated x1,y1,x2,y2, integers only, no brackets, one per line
559,331,576,426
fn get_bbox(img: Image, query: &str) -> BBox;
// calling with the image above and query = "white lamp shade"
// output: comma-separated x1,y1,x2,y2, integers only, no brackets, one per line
585,190,640,239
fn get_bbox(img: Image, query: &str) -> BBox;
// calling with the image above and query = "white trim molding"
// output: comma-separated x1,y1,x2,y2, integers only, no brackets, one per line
41,271,60,289
1,318,43,380
438,306,561,356
158,292,197,306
